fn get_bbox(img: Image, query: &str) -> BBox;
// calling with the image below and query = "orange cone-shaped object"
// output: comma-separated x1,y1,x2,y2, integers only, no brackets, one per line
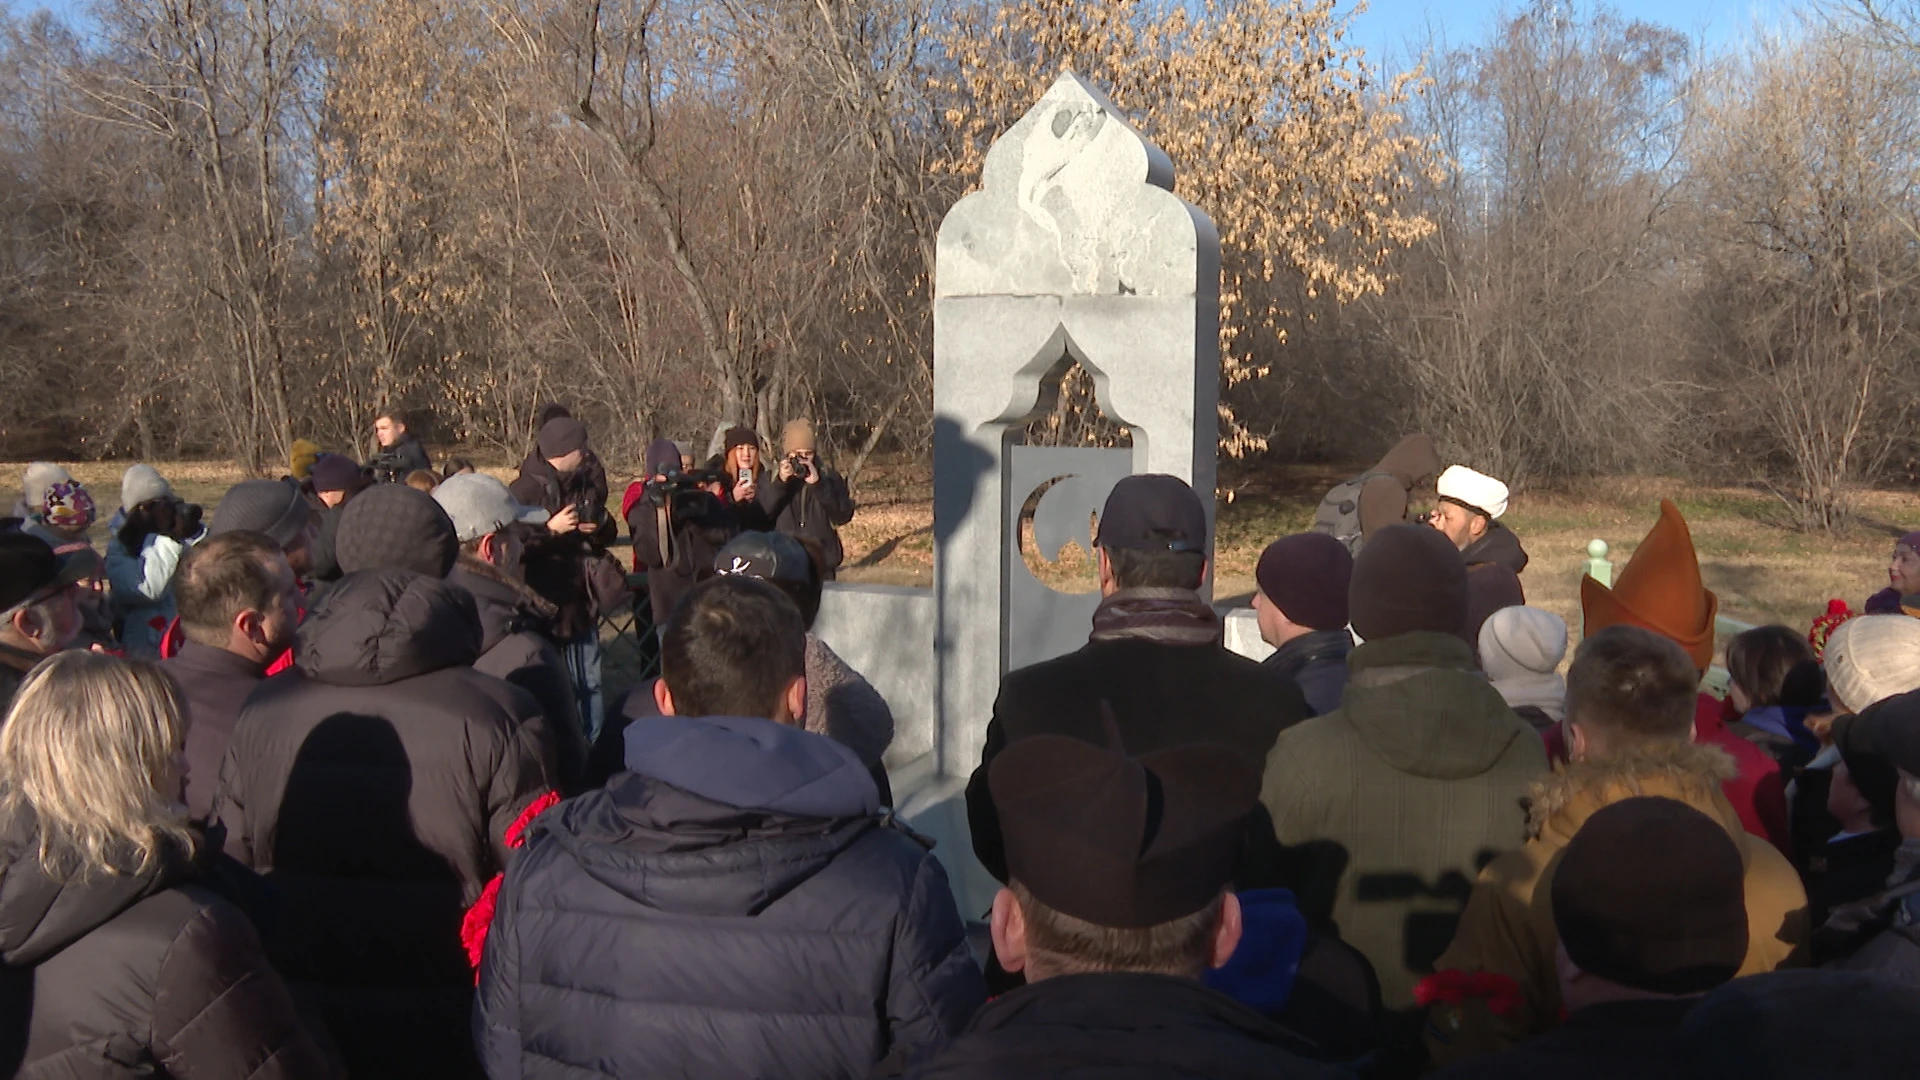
1580,499,1719,671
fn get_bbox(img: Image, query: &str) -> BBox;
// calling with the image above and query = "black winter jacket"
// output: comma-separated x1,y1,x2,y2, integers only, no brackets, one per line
369,433,432,484
475,713,985,1079
1261,630,1352,718
625,484,737,626
1460,522,1529,575
213,569,557,1079
0,642,37,716
451,555,589,793
967,636,1312,889
0,814,338,1080
309,501,347,583
510,453,614,640
1429,999,1694,1080
758,468,854,574
164,641,267,822
887,972,1348,1080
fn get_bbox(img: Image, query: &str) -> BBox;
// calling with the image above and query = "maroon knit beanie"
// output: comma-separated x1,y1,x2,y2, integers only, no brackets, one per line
1255,533,1353,631
1348,523,1468,641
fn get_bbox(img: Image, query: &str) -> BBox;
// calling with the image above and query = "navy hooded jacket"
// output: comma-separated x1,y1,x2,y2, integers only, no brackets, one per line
473,714,985,1079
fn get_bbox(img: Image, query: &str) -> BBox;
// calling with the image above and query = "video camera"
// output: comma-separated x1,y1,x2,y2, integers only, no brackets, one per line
367,448,409,485
785,454,813,482
644,468,728,520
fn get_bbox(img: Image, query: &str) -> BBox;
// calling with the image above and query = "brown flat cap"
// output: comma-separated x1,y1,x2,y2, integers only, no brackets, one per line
1552,796,1747,995
989,720,1259,929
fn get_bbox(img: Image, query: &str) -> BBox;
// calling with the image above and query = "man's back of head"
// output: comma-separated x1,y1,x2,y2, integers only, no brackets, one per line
1347,523,1468,642
656,574,807,723
1565,625,1698,760
174,531,295,658
1095,474,1209,594
335,483,460,580
986,730,1259,983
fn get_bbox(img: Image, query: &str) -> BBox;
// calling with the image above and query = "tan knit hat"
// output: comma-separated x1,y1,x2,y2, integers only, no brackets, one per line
782,419,817,454
1824,615,1920,713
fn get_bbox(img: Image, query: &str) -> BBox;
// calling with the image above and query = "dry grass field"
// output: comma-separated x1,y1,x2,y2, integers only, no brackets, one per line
19,456,1917,658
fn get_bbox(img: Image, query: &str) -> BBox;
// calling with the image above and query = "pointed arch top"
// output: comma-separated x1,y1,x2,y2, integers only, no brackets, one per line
936,72,1218,300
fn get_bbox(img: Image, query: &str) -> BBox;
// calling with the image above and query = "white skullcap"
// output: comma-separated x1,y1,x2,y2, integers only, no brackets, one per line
1437,465,1510,520
1825,615,1920,713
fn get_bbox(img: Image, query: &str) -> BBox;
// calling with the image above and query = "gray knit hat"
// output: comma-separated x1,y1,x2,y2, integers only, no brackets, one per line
1479,605,1569,681
120,464,172,512
336,483,459,579
210,478,312,547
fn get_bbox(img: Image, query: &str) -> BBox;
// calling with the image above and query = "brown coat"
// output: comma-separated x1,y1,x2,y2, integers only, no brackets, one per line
1425,740,1810,1067
1356,434,1440,541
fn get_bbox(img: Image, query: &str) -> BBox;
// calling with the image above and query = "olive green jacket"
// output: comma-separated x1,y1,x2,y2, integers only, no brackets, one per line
1261,631,1547,1009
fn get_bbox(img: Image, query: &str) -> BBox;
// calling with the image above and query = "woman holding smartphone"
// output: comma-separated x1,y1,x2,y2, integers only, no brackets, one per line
719,425,775,531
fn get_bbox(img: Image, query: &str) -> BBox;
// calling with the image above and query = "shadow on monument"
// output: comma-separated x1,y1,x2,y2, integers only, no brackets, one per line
931,415,996,548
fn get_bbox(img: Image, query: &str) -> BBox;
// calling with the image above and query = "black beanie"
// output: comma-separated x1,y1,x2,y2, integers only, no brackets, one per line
336,484,459,579
1348,523,1468,641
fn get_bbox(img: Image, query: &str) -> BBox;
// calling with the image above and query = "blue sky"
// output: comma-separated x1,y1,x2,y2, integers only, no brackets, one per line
5,0,1802,60
1346,0,1798,69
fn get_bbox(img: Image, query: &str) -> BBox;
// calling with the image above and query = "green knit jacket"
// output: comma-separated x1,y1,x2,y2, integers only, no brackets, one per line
1261,630,1547,1009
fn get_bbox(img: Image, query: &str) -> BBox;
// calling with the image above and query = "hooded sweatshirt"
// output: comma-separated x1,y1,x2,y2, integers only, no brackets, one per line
1261,630,1547,1007
1425,741,1809,1066
475,714,985,1079
1357,434,1442,541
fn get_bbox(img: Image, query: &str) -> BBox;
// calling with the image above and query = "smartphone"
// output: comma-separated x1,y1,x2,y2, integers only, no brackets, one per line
738,468,752,486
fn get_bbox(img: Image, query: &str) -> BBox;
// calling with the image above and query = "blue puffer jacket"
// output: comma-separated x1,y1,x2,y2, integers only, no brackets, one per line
474,714,986,1079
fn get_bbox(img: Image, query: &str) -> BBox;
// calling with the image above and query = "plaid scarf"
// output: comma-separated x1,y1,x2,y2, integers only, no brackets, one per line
1088,587,1221,646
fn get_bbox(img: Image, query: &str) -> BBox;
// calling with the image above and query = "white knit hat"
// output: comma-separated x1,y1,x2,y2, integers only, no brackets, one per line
21,462,71,510
120,464,172,513
1437,465,1510,520
1825,615,1920,713
1480,606,1568,681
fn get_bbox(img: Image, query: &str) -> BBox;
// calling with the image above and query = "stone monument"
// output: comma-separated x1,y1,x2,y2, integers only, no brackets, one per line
932,71,1223,778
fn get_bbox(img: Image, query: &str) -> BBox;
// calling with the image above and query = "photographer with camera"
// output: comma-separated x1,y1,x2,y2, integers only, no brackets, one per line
105,464,204,658
759,419,855,579
624,438,740,632
367,407,433,484
512,415,618,736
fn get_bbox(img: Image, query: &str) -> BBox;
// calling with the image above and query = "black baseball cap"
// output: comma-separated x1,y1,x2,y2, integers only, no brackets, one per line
714,531,812,584
1096,474,1208,554
0,533,88,613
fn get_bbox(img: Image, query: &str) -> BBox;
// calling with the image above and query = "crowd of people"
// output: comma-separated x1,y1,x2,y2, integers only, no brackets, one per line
4,419,1920,1078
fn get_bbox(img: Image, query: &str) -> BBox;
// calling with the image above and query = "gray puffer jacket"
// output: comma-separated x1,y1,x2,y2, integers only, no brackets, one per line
475,713,985,1079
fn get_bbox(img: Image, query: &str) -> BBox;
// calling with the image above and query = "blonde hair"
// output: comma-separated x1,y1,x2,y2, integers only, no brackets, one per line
1011,879,1222,979
0,651,193,878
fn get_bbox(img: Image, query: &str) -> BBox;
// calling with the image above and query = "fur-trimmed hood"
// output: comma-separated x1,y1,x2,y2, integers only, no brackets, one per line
451,553,558,653
1528,739,1741,848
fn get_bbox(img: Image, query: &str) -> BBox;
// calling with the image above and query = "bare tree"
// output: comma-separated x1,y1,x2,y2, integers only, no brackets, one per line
1689,27,1920,529
1365,3,1697,485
